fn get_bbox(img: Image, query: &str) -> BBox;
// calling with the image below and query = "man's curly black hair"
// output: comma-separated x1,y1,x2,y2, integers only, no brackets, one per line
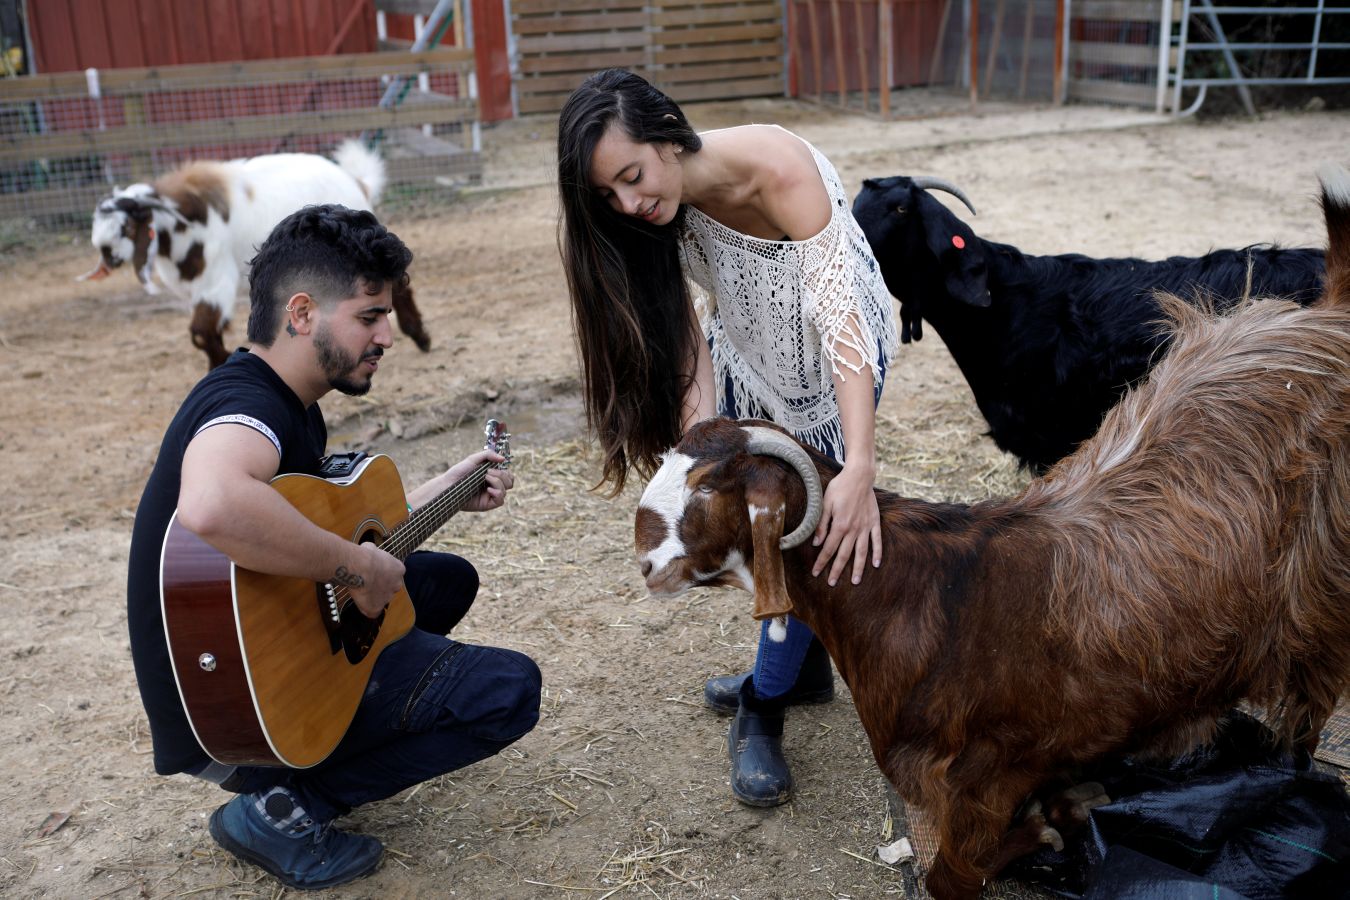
247,204,412,346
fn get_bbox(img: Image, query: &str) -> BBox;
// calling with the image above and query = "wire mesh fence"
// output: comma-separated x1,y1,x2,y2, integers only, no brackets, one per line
0,48,482,228
787,0,1066,119
1067,0,1166,109
971,0,1064,102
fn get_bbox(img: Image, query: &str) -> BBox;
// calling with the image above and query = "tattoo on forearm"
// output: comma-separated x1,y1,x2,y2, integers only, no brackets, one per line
332,566,364,588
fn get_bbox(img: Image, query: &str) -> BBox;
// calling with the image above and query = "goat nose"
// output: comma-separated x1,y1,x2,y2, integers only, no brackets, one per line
640,560,653,578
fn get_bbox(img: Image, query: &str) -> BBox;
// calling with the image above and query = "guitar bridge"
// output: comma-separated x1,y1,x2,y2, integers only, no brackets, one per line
317,583,342,655
314,582,384,663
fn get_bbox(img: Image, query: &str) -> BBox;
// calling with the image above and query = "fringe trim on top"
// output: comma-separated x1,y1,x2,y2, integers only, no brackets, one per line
680,131,897,462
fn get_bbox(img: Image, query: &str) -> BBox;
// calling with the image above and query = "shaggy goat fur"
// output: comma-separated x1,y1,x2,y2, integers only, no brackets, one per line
638,170,1350,899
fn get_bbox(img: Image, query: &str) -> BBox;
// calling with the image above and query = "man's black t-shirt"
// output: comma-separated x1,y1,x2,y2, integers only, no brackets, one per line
126,350,326,776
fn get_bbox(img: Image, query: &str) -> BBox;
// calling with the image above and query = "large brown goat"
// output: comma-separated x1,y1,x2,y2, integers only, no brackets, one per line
634,169,1350,900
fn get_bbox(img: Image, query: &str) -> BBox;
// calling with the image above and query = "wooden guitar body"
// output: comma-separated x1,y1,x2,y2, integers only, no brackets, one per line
160,455,415,768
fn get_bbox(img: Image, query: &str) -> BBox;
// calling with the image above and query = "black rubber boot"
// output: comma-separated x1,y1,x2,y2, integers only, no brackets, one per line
704,637,834,714
727,677,793,807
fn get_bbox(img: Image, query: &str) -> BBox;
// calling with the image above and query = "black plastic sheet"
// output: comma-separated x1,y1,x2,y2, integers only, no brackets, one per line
1004,712,1350,900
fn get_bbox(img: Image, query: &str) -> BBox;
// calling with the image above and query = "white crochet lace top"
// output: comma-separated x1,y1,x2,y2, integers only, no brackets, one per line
678,128,897,458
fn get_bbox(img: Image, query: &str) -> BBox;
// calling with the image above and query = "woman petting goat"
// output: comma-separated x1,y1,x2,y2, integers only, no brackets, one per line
557,69,897,807
635,167,1350,900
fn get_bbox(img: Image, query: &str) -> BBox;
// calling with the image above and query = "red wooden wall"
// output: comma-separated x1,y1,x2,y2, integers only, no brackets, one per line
27,0,379,72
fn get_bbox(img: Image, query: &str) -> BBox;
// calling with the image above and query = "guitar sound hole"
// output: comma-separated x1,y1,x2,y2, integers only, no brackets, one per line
332,526,390,663
338,603,385,664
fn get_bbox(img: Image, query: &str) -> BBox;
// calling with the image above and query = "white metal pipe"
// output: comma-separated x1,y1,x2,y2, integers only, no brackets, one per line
1309,0,1326,80
1172,0,1191,116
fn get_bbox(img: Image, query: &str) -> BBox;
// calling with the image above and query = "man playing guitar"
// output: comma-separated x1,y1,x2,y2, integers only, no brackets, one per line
126,205,540,890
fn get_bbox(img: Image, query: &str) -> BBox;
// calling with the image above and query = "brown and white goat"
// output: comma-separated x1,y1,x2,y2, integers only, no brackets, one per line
635,169,1350,900
78,140,430,368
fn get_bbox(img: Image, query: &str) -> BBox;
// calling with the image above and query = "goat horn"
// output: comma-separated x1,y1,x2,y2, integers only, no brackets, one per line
742,426,824,549
911,176,978,216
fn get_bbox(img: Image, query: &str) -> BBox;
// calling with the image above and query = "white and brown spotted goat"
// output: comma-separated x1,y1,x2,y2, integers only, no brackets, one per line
79,140,430,368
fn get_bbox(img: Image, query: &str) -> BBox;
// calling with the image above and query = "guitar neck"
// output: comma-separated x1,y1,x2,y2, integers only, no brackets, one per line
380,462,491,561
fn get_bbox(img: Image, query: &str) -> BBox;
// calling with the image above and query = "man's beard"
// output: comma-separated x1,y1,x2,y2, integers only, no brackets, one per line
314,325,381,396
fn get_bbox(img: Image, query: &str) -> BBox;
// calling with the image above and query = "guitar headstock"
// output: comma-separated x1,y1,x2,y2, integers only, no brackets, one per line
484,418,511,469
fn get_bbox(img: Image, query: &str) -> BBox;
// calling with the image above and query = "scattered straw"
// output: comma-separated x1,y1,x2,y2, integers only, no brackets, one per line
838,846,904,872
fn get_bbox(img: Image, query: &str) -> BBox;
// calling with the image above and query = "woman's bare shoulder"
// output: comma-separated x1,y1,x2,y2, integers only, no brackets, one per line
703,124,817,186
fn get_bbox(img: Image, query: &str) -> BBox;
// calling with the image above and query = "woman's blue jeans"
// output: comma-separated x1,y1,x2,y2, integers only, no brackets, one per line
719,350,886,700
223,551,542,823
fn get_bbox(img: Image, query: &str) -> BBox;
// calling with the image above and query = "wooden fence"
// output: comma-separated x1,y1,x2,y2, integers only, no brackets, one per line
0,48,481,222
787,0,950,115
511,0,785,116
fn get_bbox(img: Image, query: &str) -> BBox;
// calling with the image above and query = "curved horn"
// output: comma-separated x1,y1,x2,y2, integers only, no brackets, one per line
742,426,823,549
910,176,978,216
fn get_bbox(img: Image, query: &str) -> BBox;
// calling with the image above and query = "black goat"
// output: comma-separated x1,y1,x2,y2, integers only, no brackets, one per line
853,176,1326,471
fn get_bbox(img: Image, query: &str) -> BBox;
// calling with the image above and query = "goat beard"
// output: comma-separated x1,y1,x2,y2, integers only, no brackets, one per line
314,323,380,397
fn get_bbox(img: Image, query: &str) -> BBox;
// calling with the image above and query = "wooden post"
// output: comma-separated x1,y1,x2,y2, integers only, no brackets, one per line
830,0,848,107
879,0,893,117
470,0,512,121
1018,0,1035,98
124,95,154,182
983,0,1005,98
788,0,800,97
455,0,467,99
1052,0,1065,104
969,0,980,107
853,0,870,112
807,1,824,101
929,0,954,85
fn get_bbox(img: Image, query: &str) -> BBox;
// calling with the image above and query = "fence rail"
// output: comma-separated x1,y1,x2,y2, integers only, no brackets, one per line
0,48,482,223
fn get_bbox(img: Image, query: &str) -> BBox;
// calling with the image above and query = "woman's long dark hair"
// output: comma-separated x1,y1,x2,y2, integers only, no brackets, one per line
557,69,704,494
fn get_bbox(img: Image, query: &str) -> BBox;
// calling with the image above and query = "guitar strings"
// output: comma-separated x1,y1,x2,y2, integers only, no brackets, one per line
328,462,497,615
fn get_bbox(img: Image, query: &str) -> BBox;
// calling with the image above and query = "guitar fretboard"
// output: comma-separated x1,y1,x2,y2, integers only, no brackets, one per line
380,463,492,560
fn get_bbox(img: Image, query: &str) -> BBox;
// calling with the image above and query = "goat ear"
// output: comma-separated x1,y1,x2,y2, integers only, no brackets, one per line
745,468,794,621
130,218,155,278
919,192,990,308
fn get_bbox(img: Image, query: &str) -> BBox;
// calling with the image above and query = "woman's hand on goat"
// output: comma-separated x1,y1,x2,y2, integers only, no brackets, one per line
812,462,882,586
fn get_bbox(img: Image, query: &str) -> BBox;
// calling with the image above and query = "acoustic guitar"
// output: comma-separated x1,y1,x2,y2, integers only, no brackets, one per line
160,419,510,768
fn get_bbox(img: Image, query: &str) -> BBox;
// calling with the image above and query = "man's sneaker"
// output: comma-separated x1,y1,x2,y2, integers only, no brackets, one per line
208,789,383,890
704,637,835,714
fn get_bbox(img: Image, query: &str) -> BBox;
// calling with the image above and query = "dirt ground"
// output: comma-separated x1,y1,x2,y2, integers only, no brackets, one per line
1,95,1345,900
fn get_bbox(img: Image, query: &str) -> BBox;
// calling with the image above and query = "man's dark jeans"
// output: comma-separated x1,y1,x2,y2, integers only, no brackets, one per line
225,551,542,823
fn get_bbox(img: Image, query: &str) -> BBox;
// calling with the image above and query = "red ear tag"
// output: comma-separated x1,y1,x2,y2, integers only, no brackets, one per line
951,235,965,249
